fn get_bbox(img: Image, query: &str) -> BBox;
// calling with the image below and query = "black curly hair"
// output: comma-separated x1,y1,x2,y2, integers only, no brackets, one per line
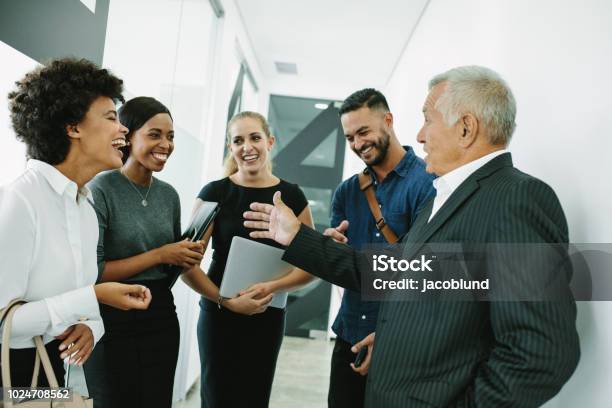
8,57,125,165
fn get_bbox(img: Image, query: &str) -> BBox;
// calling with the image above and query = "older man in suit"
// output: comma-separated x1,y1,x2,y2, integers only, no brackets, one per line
244,66,580,407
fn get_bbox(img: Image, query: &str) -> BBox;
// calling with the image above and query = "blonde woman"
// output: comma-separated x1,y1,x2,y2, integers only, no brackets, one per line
192,111,314,407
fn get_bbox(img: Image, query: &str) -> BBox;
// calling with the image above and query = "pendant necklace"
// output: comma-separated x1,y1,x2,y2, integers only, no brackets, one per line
122,171,153,207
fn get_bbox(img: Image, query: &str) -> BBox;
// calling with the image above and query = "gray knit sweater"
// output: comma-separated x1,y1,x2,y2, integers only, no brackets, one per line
87,169,181,282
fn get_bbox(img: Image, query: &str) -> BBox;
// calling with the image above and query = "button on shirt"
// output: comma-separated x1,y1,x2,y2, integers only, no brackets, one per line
330,146,435,345
0,160,103,348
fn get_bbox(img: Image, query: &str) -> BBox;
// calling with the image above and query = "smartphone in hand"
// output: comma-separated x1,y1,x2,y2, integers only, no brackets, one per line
354,346,368,368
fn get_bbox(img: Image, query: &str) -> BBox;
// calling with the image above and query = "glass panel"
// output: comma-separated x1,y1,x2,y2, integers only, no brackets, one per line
241,73,258,112
266,95,344,337
300,187,332,227
227,60,243,113
300,128,337,168
268,95,336,158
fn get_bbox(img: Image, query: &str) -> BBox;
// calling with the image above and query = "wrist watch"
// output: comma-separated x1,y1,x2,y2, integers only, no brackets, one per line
217,294,227,310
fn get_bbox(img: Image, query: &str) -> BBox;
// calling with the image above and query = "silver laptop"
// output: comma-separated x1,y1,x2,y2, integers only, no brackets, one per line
220,236,293,308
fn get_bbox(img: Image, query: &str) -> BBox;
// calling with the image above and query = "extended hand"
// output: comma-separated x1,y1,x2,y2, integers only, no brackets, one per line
323,220,349,244
243,191,301,246
350,332,375,376
94,282,152,310
55,323,93,366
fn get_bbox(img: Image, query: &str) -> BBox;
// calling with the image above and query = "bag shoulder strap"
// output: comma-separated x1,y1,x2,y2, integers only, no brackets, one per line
1,301,60,392
357,168,399,244
0,299,25,327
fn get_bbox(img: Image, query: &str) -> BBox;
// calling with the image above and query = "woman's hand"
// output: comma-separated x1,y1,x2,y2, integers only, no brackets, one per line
239,281,277,299
156,239,204,268
94,282,152,310
223,290,273,315
55,324,93,366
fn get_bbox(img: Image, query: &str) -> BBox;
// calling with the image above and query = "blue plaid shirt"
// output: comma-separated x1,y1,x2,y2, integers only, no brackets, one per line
330,146,435,345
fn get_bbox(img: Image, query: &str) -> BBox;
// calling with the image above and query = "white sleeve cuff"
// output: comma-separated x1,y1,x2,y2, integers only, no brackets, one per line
44,285,101,337
7,301,52,347
80,319,105,346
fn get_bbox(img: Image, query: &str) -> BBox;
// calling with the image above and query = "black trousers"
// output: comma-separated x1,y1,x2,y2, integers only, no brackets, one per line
0,339,65,387
197,299,285,408
328,337,367,408
84,279,179,408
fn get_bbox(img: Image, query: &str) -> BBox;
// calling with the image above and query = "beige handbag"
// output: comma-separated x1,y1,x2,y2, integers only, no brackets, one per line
1,300,93,408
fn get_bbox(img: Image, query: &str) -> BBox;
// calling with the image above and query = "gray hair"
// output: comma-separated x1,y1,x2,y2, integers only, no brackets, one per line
429,66,516,145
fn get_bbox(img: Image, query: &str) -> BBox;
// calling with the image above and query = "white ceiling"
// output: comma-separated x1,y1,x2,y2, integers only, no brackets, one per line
235,0,430,100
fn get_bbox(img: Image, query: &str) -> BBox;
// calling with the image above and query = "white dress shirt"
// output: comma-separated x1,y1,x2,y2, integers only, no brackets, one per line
429,150,508,222
0,160,104,348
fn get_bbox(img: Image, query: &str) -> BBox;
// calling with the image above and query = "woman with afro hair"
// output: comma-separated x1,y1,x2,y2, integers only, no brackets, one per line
0,58,153,388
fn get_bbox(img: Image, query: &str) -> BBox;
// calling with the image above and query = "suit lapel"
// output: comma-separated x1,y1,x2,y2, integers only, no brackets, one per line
401,180,479,260
399,199,433,259
418,179,480,243
402,199,432,241
401,153,514,259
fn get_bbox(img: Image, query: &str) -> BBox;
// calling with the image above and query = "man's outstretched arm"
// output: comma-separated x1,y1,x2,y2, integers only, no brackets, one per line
244,191,364,292
283,224,363,292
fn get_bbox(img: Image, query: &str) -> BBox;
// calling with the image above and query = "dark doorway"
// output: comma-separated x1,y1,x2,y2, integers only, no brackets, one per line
268,95,345,337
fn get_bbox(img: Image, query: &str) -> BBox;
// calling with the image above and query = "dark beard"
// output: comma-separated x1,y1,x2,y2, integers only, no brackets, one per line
356,129,391,166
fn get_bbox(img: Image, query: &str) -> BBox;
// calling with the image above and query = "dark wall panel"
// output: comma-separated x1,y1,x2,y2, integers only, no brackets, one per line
0,0,110,65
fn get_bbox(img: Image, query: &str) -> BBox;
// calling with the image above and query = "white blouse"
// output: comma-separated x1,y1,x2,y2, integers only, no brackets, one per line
0,160,103,348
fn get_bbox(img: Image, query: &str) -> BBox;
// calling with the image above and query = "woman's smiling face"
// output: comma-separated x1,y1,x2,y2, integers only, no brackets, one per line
127,113,174,172
70,96,128,171
228,116,274,173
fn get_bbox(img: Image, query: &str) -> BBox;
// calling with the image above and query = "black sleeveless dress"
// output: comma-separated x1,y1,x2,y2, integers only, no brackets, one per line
196,177,308,408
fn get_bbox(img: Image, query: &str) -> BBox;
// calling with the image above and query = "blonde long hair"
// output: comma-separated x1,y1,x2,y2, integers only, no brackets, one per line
223,111,274,176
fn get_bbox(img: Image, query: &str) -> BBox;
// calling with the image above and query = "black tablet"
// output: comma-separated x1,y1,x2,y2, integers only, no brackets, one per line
168,201,220,288
182,201,220,241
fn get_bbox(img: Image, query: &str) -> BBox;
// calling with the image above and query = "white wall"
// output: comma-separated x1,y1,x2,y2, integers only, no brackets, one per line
381,0,612,406
0,41,35,185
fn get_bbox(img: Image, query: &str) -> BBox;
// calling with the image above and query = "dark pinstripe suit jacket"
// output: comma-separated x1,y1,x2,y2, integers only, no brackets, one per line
283,153,580,407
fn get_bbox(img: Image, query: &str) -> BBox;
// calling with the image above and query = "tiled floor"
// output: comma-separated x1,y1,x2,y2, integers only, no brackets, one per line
174,336,335,408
